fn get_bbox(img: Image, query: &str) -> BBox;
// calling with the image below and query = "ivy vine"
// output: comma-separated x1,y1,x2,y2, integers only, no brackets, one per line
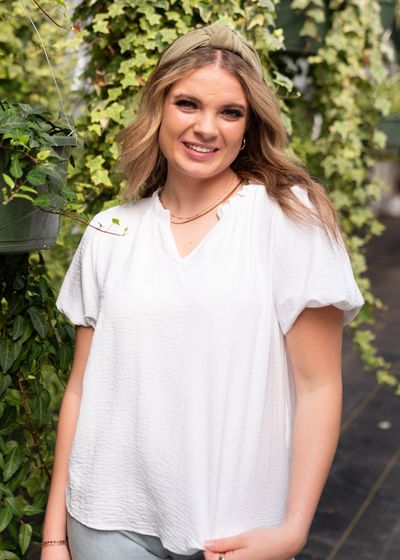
0,252,75,557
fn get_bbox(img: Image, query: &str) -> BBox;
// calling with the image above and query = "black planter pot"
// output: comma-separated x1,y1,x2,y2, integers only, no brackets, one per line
0,136,77,255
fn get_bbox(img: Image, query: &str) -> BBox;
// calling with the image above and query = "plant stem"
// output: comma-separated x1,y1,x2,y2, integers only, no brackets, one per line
31,0,73,31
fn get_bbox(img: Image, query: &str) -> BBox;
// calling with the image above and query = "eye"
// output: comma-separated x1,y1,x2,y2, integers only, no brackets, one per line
223,109,245,119
175,99,197,110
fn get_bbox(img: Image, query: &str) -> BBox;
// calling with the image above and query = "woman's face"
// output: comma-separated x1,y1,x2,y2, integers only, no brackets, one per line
158,65,249,182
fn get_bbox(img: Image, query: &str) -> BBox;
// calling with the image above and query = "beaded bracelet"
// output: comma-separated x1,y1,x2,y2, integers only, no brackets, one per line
41,540,68,548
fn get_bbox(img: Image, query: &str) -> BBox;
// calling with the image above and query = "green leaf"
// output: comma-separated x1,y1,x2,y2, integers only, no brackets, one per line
36,150,51,161
38,277,48,302
31,193,52,207
4,496,23,518
93,14,110,34
92,168,113,187
10,158,23,179
377,369,398,387
19,185,38,194
23,504,44,515
53,0,68,9
273,71,293,92
19,522,32,555
20,321,33,344
33,491,48,509
59,345,73,370
85,155,105,173
0,115,28,129
5,517,17,540
11,338,22,362
3,441,25,481
27,168,46,186
12,193,34,202
8,295,26,317
27,307,48,338
2,174,14,189
0,375,11,397
7,460,30,493
4,395,22,407
0,507,13,532
30,392,52,428
13,316,26,340
0,406,17,435
0,339,14,373
0,482,12,497
13,273,25,291
64,322,75,341
4,551,20,559
107,3,125,17
194,1,213,22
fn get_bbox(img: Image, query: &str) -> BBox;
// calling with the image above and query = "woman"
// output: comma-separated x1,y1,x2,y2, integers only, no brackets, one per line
41,24,364,560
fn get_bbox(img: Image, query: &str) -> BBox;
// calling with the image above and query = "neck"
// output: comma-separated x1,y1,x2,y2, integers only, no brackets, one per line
161,168,242,215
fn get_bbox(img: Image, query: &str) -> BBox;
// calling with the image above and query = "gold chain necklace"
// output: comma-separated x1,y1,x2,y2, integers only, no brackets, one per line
158,177,243,225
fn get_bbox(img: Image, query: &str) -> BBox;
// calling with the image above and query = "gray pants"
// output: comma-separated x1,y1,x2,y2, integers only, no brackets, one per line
66,511,206,560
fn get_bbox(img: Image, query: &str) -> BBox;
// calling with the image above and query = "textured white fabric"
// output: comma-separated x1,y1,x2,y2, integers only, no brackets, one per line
56,182,364,555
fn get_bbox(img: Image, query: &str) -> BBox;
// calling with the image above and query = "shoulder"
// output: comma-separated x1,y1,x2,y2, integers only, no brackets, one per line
250,182,312,209
82,197,152,248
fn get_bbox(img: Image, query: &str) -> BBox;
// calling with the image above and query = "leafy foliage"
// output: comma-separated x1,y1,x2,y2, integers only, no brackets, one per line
0,252,75,557
0,0,76,109
284,0,400,393
0,99,84,217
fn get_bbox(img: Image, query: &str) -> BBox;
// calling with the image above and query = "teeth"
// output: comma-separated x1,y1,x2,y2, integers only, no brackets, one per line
186,143,217,153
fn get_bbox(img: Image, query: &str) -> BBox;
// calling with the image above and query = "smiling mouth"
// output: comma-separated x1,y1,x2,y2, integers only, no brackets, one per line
184,142,218,153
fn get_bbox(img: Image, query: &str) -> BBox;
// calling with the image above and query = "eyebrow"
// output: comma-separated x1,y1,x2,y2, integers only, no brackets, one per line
173,94,247,113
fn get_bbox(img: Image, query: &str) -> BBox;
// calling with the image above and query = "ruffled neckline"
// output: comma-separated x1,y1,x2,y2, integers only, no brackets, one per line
151,181,259,222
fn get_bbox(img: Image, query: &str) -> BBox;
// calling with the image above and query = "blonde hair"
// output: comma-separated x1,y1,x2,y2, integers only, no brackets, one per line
115,46,347,250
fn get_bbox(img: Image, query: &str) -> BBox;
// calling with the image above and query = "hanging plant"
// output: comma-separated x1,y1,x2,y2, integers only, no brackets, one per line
0,99,85,254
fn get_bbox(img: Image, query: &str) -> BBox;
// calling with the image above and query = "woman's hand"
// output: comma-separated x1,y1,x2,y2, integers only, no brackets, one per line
40,545,71,560
203,522,306,560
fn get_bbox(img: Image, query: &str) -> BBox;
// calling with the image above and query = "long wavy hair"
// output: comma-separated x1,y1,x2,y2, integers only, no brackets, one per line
115,45,347,250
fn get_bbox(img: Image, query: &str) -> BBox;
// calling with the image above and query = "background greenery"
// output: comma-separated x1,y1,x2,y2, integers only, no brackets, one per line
0,0,400,556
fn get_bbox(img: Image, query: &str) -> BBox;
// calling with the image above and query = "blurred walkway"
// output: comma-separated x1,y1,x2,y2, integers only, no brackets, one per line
298,216,400,560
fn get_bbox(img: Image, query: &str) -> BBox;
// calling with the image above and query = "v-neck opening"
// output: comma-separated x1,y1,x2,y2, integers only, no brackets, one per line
169,214,224,263
151,182,255,264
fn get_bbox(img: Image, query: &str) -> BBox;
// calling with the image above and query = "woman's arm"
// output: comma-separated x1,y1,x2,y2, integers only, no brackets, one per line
41,325,94,559
204,304,344,560
282,304,343,544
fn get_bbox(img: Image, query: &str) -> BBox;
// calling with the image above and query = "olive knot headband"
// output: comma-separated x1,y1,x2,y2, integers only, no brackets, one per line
158,24,263,79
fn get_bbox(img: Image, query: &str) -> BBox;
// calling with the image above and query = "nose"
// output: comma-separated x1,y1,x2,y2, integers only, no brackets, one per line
192,110,218,140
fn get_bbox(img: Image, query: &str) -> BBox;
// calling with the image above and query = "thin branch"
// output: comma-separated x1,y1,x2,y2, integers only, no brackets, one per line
38,206,128,236
0,144,38,164
31,0,73,31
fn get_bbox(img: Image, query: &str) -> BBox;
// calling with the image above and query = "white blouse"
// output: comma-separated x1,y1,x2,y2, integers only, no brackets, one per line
56,182,364,556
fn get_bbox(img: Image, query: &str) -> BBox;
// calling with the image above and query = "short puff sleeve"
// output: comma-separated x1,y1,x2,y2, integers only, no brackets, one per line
56,220,100,328
272,186,364,336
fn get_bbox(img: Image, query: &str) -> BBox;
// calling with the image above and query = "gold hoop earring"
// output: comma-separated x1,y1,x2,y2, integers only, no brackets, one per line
239,137,246,151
